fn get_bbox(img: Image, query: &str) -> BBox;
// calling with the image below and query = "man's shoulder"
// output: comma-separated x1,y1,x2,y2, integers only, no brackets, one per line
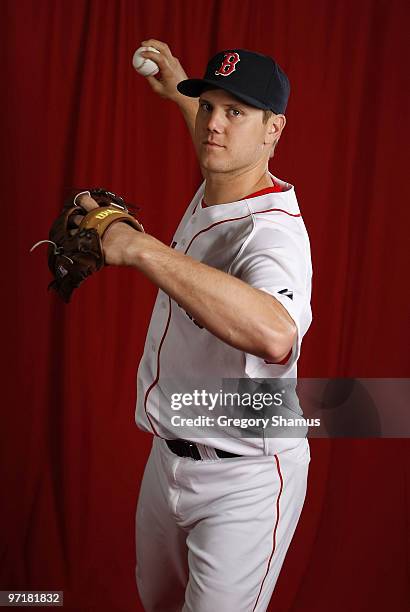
245,181,301,219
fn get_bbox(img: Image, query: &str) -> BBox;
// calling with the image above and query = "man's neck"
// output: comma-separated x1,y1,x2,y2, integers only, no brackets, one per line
203,168,273,206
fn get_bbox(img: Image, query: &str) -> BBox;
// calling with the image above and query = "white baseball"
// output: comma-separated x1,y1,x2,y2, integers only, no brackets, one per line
132,46,160,77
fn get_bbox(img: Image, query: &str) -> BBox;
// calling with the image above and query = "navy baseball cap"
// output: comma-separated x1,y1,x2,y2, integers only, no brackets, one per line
177,49,290,114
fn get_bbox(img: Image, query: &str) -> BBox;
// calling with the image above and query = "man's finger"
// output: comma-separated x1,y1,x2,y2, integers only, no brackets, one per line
76,194,99,211
140,49,171,74
141,39,172,58
72,214,84,226
68,213,85,235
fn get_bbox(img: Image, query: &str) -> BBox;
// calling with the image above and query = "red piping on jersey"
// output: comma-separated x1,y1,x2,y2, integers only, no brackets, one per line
185,213,252,254
200,182,285,210
254,208,300,217
185,209,300,255
244,184,284,198
144,209,299,428
143,297,173,437
252,454,283,611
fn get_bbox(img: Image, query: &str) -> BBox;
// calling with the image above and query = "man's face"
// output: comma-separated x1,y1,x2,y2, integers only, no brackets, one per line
194,88,273,175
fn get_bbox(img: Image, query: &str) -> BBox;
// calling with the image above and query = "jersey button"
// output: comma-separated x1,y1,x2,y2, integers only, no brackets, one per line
151,343,156,352
181,239,186,246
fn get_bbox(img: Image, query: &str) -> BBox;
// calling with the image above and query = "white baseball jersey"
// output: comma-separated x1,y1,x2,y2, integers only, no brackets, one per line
135,173,312,456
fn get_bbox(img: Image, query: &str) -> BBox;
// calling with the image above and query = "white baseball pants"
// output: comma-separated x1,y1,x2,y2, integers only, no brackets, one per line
135,436,310,612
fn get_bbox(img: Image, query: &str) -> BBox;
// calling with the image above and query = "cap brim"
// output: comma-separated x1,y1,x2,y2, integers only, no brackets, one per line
177,78,272,111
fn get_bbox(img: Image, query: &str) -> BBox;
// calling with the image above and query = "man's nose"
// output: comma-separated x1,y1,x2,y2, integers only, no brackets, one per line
206,109,224,132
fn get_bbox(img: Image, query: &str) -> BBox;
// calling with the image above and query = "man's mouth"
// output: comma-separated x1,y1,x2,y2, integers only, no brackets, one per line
203,141,224,148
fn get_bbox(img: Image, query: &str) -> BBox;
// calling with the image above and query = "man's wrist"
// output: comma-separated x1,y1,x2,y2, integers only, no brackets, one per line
103,222,144,267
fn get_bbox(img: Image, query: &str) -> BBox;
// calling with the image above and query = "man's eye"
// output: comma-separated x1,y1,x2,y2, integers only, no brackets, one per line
200,102,211,112
229,109,242,117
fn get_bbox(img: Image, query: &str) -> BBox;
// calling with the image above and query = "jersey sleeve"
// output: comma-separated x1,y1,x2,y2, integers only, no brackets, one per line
230,216,313,377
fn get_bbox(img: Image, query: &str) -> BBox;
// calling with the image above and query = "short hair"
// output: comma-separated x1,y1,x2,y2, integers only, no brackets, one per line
262,109,273,124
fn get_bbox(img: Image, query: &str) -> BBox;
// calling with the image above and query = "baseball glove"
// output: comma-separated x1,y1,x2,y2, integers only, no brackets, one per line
30,188,144,303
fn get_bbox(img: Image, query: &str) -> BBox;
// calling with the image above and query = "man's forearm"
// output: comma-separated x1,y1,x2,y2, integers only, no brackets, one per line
116,229,295,362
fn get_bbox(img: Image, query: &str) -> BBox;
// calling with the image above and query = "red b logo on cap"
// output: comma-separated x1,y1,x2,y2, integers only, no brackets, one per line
215,52,240,77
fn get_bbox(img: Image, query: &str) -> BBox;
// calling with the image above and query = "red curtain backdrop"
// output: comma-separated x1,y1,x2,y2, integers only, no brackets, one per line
2,1,409,610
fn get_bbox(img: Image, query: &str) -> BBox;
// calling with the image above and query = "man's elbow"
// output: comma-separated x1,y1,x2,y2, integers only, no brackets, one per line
262,324,297,364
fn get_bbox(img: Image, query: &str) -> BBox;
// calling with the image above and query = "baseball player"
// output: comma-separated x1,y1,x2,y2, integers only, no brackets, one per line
76,42,312,612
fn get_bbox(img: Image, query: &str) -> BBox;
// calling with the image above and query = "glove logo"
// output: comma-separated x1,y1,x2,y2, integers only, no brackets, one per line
57,265,68,278
95,209,122,220
215,52,240,77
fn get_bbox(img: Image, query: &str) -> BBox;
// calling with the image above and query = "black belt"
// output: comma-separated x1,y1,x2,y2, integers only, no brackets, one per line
166,439,241,461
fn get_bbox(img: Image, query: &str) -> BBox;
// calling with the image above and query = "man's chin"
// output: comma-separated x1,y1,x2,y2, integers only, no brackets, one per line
200,157,229,174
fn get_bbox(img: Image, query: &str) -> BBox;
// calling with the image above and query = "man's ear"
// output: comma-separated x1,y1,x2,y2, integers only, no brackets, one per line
265,114,286,146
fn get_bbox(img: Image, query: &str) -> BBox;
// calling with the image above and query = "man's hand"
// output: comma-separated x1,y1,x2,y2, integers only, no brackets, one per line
73,194,141,267
139,39,198,139
140,39,189,102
